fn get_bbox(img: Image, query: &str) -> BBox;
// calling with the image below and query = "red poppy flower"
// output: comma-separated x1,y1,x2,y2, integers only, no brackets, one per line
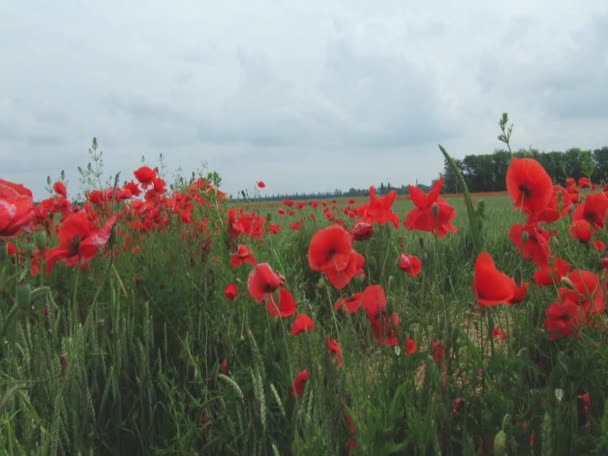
534,185,571,223
0,179,34,240
308,224,364,289
283,200,294,207
509,223,551,266
573,192,608,230
405,336,417,355
370,312,399,347
292,314,314,336
124,181,142,197
404,178,457,238
564,269,605,314
578,177,591,188
229,244,257,267
362,284,387,320
266,288,297,318
492,327,507,342
88,190,105,206
334,293,362,313
594,239,605,252
399,253,422,277
53,181,67,198
224,283,238,300
569,219,592,243
473,252,517,307
133,166,157,188
351,220,374,241
6,241,17,256
46,211,116,274
326,337,343,367
291,369,309,398
506,158,553,216
308,225,353,272
545,294,582,340
323,251,365,290
257,181,266,188
356,187,400,229
533,258,571,287
511,282,530,303
432,341,446,365
289,221,302,231
247,263,284,303
221,360,229,374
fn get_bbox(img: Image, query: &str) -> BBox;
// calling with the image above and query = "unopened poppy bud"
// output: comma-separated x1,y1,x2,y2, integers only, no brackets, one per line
109,224,118,247
560,276,576,290
34,231,47,250
15,282,32,309
493,429,507,456
24,243,35,256
431,202,440,218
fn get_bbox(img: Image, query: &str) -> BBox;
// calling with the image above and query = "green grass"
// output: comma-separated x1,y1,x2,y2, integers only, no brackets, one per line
2,188,608,455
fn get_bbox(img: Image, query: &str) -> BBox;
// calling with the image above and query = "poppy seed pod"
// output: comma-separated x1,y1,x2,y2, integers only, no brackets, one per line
521,230,530,242
560,276,576,290
34,231,47,250
431,202,440,218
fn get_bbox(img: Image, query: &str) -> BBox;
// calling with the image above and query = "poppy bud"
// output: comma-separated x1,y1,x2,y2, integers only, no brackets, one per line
34,231,47,250
24,243,35,256
493,430,507,456
431,202,440,218
15,282,32,309
560,276,576,290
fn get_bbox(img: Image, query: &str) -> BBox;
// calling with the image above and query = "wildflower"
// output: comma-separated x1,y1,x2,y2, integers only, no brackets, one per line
573,192,608,230
257,181,266,188
53,181,67,198
266,288,297,318
506,158,553,216
308,224,364,289
291,369,309,398
509,223,551,266
334,293,362,314
405,336,417,355
356,187,400,229
133,166,157,188
326,337,343,367
247,263,284,303
351,220,374,241
404,178,457,238
46,212,116,274
399,253,422,277
224,283,238,300
229,244,257,267
292,314,314,335
0,179,34,240
533,257,571,287
473,252,517,307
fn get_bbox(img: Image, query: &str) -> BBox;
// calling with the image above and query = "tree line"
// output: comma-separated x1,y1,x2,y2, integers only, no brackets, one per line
442,147,608,193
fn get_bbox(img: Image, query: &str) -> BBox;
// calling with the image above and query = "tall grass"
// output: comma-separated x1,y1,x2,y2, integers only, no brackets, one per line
2,174,608,454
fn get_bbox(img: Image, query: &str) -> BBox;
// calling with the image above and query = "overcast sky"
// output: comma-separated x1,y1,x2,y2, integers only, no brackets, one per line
1,1,607,199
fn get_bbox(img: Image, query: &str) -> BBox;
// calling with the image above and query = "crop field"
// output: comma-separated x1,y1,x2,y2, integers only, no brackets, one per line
2,158,608,455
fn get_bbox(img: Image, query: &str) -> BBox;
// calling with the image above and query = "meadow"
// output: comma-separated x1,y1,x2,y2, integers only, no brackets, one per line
2,153,608,455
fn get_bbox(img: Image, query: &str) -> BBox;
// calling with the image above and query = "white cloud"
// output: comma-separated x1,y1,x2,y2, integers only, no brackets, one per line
1,0,607,199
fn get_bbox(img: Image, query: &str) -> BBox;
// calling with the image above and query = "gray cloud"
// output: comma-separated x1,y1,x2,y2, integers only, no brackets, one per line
1,1,607,199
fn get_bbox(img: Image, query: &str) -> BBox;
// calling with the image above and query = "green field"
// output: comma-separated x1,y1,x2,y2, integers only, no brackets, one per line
2,174,608,454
